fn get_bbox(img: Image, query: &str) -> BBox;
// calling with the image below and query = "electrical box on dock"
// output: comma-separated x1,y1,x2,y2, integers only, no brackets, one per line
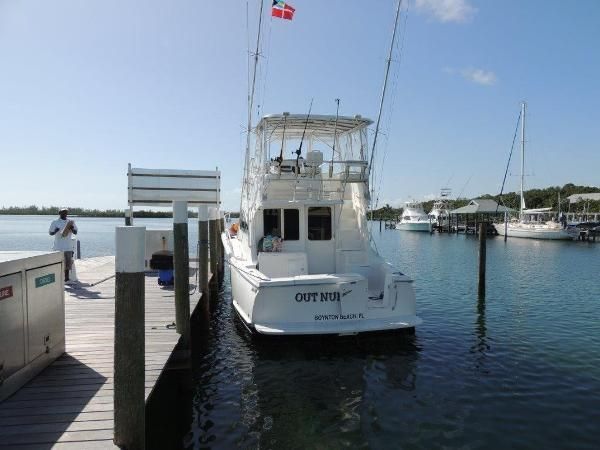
0,251,65,402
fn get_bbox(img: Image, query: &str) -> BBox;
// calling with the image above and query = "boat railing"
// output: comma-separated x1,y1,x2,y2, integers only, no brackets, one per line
266,159,368,183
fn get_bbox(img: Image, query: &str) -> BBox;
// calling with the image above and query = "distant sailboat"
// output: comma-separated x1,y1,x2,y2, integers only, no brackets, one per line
494,102,578,240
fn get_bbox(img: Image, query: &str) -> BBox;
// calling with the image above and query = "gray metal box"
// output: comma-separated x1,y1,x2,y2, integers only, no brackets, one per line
0,272,26,382
26,264,65,362
0,251,65,402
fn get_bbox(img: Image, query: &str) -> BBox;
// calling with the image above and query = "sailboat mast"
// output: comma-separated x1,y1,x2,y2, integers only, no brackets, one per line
520,101,526,219
369,0,403,195
244,0,265,194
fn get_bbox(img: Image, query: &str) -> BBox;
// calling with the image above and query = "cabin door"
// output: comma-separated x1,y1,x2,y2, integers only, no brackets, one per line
305,206,335,274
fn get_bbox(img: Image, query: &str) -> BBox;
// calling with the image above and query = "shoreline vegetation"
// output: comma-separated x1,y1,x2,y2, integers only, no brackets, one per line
369,183,600,220
0,206,241,219
1,184,597,220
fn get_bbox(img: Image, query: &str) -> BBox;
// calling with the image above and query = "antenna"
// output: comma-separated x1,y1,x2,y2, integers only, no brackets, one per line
369,0,403,181
243,0,265,196
295,99,313,175
329,99,340,178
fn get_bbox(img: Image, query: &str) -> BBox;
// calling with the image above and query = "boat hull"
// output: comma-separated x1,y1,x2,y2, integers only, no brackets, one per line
494,223,577,240
396,222,431,232
229,263,422,336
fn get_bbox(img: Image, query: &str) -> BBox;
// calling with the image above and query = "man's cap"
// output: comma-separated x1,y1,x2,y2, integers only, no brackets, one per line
59,207,69,213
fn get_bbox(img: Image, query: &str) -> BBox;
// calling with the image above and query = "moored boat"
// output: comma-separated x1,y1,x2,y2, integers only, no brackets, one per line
493,102,578,241
396,201,431,232
223,114,421,335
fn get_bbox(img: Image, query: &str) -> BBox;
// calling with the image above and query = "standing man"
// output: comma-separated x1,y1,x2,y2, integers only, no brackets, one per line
49,207,78,282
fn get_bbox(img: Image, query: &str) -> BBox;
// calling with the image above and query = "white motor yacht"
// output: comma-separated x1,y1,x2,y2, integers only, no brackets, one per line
396,201,431,232
222,114,422,335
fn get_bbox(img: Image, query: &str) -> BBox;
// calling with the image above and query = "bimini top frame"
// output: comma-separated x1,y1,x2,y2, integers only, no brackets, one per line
258,114,373,138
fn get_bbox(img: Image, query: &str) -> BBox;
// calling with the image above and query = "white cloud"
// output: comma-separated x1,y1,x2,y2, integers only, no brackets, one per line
415,0,476,23
444,67,497,86
460,68,497,86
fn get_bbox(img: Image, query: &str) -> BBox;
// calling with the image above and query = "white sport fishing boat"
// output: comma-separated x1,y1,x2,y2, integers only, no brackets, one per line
222,0,420,336
494,102,578,240
396,201,431,232
222,114,421,335
428,188,453,228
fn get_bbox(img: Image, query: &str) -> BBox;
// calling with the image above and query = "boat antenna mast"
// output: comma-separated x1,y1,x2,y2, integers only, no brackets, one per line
243,0,266,198
369,0,403,217
295,98,313,175
329,98,340,178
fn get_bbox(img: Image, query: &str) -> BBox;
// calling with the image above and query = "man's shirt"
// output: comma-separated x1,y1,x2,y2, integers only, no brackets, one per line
49,218,77,251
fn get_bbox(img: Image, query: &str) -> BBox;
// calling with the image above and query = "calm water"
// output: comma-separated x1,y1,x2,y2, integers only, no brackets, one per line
2,216,600,448
0,215,199,257
185,228,600,449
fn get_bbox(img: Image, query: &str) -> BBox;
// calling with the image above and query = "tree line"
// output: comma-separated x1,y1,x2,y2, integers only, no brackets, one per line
0,205,186,218
369,183,600,220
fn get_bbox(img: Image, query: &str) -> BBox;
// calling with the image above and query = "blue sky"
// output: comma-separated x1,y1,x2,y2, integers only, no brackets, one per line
1,0,598,211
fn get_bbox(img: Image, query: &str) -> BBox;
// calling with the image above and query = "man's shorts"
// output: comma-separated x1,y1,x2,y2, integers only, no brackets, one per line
64,251,74,270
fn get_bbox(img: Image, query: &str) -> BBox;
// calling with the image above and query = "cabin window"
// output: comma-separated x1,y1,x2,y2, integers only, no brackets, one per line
307,207,332,240
284,209,299,240
263,209,281,237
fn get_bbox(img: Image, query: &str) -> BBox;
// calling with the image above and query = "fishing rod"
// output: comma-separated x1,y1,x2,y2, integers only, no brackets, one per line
276,112,289,173
329,98,340,178
295,98,313,175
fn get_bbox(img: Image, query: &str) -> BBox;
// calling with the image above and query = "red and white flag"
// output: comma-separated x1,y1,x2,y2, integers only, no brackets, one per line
272,0,295,20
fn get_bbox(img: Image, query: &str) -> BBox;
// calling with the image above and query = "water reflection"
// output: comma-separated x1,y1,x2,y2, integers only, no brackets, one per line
187,273,421,449
471,293,490,373
238,331,420,449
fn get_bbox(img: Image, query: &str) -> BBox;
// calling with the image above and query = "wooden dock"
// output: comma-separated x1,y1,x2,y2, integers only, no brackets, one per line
0,256,204,449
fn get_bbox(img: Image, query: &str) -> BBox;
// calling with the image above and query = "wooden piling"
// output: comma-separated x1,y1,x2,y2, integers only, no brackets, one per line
504,211,508,242
124,209,132,226
173,201,190,346
114,226,146,450
478,222,486,298
198,205,210,302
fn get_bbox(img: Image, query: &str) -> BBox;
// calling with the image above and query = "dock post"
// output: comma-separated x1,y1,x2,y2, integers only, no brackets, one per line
504,211,508,242
124,209,132,226
173,201,191,346
114,226,146,450
209,207,219,297
478,222,486,298
198,205,210,302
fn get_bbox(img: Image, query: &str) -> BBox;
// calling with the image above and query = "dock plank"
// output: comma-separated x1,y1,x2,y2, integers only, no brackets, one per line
0,256,205,449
